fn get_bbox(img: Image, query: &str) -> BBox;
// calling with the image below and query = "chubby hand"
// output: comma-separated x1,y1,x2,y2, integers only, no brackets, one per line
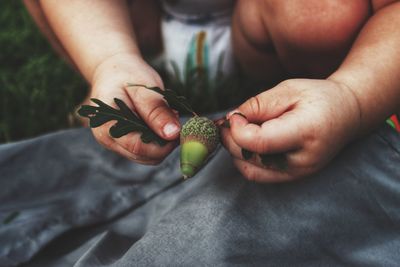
90,53,180,165
221,78,361,182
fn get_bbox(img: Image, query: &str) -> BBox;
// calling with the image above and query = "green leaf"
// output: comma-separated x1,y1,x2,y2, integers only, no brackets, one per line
126,83,196,115
77,98,167,146
260,153,288,171
241,149,253,160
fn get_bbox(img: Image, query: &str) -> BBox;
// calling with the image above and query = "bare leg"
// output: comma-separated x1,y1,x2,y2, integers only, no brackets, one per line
232,0,286,86
232,0,370,83
129,0,163,59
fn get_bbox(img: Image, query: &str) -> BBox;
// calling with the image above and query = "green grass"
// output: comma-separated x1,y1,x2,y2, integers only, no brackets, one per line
0,1,87,143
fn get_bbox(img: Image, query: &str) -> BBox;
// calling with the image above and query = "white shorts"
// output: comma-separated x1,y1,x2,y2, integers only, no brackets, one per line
159,2,236,89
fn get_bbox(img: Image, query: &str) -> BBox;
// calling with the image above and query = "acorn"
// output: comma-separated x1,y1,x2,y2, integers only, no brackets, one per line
180,116,220,179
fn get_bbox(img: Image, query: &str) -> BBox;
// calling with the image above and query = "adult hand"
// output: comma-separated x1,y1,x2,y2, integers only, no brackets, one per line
90,53,180,165
221,78,361,182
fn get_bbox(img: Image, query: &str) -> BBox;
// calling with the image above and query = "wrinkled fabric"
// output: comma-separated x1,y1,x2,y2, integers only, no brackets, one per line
0,123,399,267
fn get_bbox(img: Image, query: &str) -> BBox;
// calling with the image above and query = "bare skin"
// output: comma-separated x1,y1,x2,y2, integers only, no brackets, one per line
223,0,400,181
24,0,400,180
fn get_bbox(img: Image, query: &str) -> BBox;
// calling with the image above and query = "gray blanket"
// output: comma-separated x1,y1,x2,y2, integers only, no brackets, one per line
0,124,399,266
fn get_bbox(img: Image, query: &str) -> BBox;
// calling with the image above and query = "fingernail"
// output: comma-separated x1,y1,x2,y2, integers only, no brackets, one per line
232,112,247,119
227,110,247,120
163,122,180,137
227,110,238,119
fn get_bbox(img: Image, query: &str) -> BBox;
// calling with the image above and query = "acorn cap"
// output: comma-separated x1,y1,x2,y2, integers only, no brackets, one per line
180,116,219,152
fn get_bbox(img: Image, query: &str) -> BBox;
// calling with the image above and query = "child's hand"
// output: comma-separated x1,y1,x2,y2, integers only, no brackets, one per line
221,78,361,182
90,53,180,165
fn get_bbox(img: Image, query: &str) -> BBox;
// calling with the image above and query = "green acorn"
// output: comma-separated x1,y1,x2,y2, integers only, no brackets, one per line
180,116,220,179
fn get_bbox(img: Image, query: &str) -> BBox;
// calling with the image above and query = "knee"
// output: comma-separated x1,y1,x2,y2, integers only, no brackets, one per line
233,0,271,49
233,0,370,77
271,1,370,52
130,0,162,57
235,0,370,51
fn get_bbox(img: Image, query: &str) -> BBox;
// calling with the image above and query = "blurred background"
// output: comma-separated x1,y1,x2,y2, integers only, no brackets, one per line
0,1,87,143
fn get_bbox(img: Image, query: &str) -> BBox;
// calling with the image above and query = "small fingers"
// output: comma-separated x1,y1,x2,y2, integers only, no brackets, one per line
89,89,178,164
221,126,292,172
228,112,302,154
228,84,297,123
127,85,181,141
221,126,257,162
92,123,177,164
118,131,178,160
220,126,240,155
221,123,320,181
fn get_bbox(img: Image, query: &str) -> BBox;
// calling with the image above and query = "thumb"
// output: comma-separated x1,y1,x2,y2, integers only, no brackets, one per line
227,84,302,154
228,85,296,123
128,87,181,141
230,111,302,154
